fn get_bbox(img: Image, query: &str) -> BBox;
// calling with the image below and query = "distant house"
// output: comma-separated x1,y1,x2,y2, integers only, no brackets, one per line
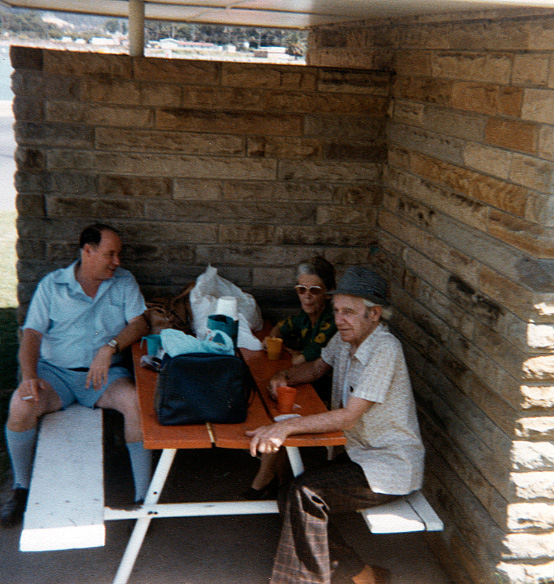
156,39,220,51
253,46,287,58
90,37,117,46
159,38,180,49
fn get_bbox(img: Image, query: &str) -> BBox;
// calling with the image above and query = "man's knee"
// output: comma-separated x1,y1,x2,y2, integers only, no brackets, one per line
6,390,55,432
98,380,142,441
99,378,137,412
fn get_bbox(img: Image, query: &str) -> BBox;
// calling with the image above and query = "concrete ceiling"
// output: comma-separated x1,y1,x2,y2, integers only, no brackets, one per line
2,0,554,29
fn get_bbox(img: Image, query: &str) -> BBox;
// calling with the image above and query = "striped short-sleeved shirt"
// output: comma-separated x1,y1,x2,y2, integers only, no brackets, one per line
321,323,425,495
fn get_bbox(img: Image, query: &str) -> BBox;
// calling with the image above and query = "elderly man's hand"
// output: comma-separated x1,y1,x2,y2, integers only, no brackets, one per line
87,345,114,391
17,377,52,402
246,422,290,456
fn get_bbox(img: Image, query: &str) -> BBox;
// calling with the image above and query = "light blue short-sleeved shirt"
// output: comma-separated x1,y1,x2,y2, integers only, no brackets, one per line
23,261,146,369
321,324,425,495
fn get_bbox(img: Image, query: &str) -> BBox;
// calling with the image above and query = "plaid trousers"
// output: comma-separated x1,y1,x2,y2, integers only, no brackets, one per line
270,454,398,584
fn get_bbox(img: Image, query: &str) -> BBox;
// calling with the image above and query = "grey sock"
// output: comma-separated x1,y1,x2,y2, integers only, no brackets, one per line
5,427,37,490
126,441,152,502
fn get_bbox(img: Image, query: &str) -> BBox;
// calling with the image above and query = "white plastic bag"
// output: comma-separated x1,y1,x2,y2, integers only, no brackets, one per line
189,265,263,349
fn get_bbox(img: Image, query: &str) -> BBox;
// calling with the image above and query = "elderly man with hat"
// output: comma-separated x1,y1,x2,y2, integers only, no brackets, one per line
248,267,425,584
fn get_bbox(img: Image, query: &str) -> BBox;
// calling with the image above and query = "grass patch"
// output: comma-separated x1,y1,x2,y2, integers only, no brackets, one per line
0,210,17,308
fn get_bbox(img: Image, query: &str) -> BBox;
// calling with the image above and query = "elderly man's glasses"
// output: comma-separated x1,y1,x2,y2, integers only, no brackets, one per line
295,285,324,295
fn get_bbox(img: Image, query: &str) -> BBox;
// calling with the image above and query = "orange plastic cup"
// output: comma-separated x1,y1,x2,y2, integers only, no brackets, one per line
266,337,283,361
277,386,297,414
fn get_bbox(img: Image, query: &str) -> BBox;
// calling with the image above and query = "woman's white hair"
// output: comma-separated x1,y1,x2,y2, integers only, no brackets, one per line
363,299,393,321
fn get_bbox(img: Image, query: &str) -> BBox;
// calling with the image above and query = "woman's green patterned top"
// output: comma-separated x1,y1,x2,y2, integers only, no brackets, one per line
277,303,337,362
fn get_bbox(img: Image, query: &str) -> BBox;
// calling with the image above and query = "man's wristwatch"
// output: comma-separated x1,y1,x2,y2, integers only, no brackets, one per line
107,339,119,352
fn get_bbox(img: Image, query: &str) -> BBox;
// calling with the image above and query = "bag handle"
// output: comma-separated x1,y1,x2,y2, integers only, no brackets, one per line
236,349,257,406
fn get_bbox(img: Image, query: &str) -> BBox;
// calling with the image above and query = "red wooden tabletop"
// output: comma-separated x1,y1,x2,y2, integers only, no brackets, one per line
239,346,346,448
132,333,345,451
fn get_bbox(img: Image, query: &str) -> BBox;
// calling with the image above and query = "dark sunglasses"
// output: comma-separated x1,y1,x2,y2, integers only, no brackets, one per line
295,285,324,295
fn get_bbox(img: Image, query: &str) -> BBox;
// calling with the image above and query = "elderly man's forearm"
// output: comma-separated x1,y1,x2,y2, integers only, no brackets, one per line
282,397,374,436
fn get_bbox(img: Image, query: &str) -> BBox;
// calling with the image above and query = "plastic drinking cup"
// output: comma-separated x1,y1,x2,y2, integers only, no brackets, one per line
141,334,162,356
276,386,297,415
207,314,239,348
266,337,283,360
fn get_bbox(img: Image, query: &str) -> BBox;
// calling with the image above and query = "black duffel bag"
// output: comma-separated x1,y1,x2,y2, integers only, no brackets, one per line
154,352,254,425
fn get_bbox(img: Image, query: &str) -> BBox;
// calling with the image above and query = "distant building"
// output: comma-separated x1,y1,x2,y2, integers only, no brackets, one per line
159,38,180,49
260,46,287,53
156,39,220,51
90,37,118,46
253,46,288,58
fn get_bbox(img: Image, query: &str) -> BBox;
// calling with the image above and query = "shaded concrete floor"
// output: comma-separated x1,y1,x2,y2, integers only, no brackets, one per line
1,422,453,584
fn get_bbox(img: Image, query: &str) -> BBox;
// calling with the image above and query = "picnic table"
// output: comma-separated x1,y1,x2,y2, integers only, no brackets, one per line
108,340,346,584
20,328,442,583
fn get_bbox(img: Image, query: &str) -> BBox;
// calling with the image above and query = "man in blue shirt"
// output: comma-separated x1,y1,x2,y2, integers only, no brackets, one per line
1,223,151,528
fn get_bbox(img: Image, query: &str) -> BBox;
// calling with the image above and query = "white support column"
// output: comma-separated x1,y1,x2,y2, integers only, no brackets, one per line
286,446,304,477
129,0,145,57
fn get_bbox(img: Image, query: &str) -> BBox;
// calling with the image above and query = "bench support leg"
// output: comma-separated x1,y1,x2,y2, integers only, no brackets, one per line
112,448,176,584
112,446,305,583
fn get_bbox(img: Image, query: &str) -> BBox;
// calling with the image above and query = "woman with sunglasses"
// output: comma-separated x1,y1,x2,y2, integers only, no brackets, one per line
242,256,337,500
268,256,337,373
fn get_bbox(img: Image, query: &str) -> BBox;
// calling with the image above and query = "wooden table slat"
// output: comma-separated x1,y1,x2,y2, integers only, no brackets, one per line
210,391,272,449
240,348,346,447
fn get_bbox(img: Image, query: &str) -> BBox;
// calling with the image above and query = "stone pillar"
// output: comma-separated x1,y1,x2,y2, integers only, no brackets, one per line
129,0,145,57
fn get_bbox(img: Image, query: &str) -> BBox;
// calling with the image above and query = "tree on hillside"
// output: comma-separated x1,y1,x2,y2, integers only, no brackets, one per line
0,6,308,53
285,31,306,57
105,19,119,34
0,9,63,39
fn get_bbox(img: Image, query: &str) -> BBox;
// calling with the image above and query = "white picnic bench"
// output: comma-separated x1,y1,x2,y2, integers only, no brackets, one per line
19,404,105,552
19,403,443,580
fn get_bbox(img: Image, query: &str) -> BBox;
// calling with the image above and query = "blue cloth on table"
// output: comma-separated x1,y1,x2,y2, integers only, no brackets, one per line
160,328,234,357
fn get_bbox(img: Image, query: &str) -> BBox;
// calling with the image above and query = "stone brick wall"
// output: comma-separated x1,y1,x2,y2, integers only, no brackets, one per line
309,8,554,584
11,46,388,320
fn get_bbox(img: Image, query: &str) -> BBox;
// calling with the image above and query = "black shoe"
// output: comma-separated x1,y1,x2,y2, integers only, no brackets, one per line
1,488,29,528
239,477,279,500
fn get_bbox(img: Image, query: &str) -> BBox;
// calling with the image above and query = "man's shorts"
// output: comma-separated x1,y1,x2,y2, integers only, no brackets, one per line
37,360,132,409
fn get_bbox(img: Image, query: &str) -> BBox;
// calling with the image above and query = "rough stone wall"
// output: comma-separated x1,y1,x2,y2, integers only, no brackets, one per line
309,8,554,584
11,46,389,320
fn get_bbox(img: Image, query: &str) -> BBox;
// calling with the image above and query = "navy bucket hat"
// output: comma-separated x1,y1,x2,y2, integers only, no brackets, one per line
332,266,389,306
